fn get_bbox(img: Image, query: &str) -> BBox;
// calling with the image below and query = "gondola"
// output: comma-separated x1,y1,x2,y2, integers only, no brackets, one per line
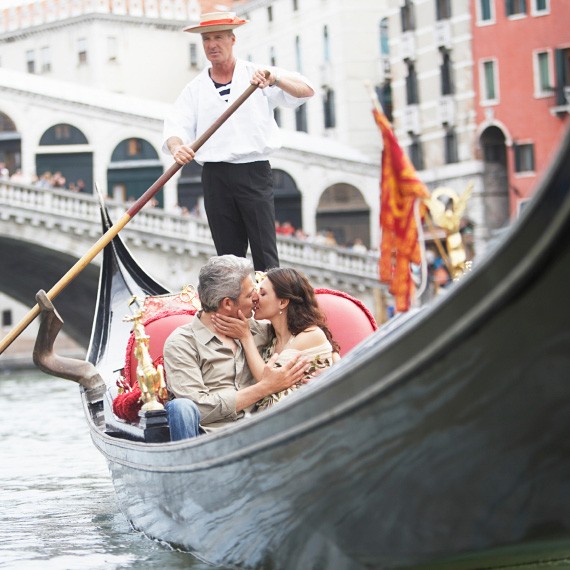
32,125,570,570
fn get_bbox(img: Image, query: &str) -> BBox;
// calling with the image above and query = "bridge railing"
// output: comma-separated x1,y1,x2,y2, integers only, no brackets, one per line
0,181,382,288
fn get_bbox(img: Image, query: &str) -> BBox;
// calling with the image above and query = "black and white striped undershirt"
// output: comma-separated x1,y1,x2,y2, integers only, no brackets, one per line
213,79,231,102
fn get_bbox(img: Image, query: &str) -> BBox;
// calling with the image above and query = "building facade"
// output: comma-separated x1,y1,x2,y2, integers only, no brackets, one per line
471,0,570,218
2,0,566,256
0,0,389,249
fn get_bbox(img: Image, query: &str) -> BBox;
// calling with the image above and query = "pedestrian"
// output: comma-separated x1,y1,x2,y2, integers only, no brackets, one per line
163,11,314,271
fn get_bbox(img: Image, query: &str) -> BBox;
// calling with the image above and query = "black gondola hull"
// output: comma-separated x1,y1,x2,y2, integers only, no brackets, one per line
81,127,570,569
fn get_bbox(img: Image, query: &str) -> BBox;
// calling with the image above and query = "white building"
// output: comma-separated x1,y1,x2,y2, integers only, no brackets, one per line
0,0,389,249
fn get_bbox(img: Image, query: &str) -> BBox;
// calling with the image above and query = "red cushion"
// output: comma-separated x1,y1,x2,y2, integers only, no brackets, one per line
315,289,377,357
124,310,196,386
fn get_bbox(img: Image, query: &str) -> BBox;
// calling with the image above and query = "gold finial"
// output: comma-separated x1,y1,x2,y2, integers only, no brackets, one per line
255,271,267,286
178,284,201,310
124,305,167,413
423,182,473,279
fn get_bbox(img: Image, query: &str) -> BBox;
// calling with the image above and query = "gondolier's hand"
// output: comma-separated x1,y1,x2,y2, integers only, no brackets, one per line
166,136,195,165
172,144,195,166
250,69,272,89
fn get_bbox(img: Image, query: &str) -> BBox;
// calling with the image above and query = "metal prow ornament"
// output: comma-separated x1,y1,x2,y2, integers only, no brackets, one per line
32,290,106,405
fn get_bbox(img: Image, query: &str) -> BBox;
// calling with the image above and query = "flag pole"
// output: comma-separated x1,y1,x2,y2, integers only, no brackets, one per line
363,80,384,116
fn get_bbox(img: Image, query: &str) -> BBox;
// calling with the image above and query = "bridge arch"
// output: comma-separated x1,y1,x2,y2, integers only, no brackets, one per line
36,122,93,192
173,164,304,225
316,183,371,248
107,137,163,206
273,168,302,231
0,110,21,175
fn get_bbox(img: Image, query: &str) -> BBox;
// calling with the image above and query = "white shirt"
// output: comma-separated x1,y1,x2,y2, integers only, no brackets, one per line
162,59,313,165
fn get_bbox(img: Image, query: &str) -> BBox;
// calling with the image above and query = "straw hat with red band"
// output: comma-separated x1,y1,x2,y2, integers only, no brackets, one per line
183,11,248,34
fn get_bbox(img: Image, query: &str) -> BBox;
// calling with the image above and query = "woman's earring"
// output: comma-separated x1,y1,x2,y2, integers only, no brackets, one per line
279,310,283,315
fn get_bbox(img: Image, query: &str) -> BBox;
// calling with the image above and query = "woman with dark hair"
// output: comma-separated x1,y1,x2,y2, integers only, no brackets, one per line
212,267,340,410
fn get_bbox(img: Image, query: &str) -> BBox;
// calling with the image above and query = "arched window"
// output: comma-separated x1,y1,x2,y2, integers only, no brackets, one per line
110,138,159,161
108,138,162,205
36,123,91,191
317,184,370,247
480,126,509,229
39,123,88,145
0,111,20,175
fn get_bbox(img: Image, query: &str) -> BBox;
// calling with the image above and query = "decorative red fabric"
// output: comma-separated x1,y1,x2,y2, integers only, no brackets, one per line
112,387,143,423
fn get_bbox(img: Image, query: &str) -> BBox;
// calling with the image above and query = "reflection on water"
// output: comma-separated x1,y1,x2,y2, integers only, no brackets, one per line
0,369,221,570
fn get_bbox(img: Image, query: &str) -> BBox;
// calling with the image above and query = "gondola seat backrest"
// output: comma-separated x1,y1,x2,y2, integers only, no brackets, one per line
122,289,377,387
123,309,196,388
117,287,377,421
313,288,377,356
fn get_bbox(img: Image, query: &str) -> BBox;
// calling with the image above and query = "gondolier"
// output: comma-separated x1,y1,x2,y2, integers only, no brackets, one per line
163,11,315,271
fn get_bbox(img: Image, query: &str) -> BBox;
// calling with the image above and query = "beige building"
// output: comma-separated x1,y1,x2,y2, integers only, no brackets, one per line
0,0,502,256
385,0,490,254
0,0,206,101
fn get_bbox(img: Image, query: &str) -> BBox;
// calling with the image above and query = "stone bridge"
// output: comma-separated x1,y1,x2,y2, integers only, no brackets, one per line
0,180,385,347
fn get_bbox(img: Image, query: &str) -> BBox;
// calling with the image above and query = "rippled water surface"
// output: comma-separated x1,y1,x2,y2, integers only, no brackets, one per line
0,369,221,570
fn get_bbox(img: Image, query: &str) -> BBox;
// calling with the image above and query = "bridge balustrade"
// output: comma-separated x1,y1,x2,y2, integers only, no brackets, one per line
0,180,382,291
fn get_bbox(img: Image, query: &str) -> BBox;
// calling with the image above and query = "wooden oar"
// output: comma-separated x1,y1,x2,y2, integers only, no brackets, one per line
0,78,266,356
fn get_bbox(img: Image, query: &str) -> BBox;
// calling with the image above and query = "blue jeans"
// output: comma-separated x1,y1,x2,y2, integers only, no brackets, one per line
165,399,202,441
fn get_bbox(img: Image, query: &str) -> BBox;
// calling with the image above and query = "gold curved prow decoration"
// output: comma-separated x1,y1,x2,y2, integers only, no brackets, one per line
423,182,473,279
124,301,168,412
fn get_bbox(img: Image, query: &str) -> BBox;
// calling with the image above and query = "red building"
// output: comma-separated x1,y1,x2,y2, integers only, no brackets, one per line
471,0,569,219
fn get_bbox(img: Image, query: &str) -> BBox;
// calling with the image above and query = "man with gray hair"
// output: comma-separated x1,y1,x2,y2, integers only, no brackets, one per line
164,254,307,440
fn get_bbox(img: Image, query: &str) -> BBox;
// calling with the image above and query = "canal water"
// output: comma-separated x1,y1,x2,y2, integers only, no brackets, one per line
2,369,570,570
0,368,226,570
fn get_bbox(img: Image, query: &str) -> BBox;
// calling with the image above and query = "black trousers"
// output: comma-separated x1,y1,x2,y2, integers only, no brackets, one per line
201,161,279,271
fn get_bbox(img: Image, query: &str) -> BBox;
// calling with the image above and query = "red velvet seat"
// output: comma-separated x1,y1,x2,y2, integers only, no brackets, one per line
123,310,196,387
314,288,377,356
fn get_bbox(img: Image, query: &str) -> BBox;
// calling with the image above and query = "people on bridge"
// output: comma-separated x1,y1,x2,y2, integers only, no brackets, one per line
163,255,309,440
163,11,315,272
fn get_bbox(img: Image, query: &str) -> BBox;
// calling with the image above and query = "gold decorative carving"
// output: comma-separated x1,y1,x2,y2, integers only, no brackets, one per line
424,182,473,279
124,299,168,413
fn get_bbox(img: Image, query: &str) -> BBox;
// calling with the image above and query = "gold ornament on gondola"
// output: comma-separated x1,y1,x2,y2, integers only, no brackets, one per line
124,298,168,412
423,182,473,279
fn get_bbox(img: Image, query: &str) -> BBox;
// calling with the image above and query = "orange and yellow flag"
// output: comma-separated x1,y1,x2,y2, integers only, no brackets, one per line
373,108,429,312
